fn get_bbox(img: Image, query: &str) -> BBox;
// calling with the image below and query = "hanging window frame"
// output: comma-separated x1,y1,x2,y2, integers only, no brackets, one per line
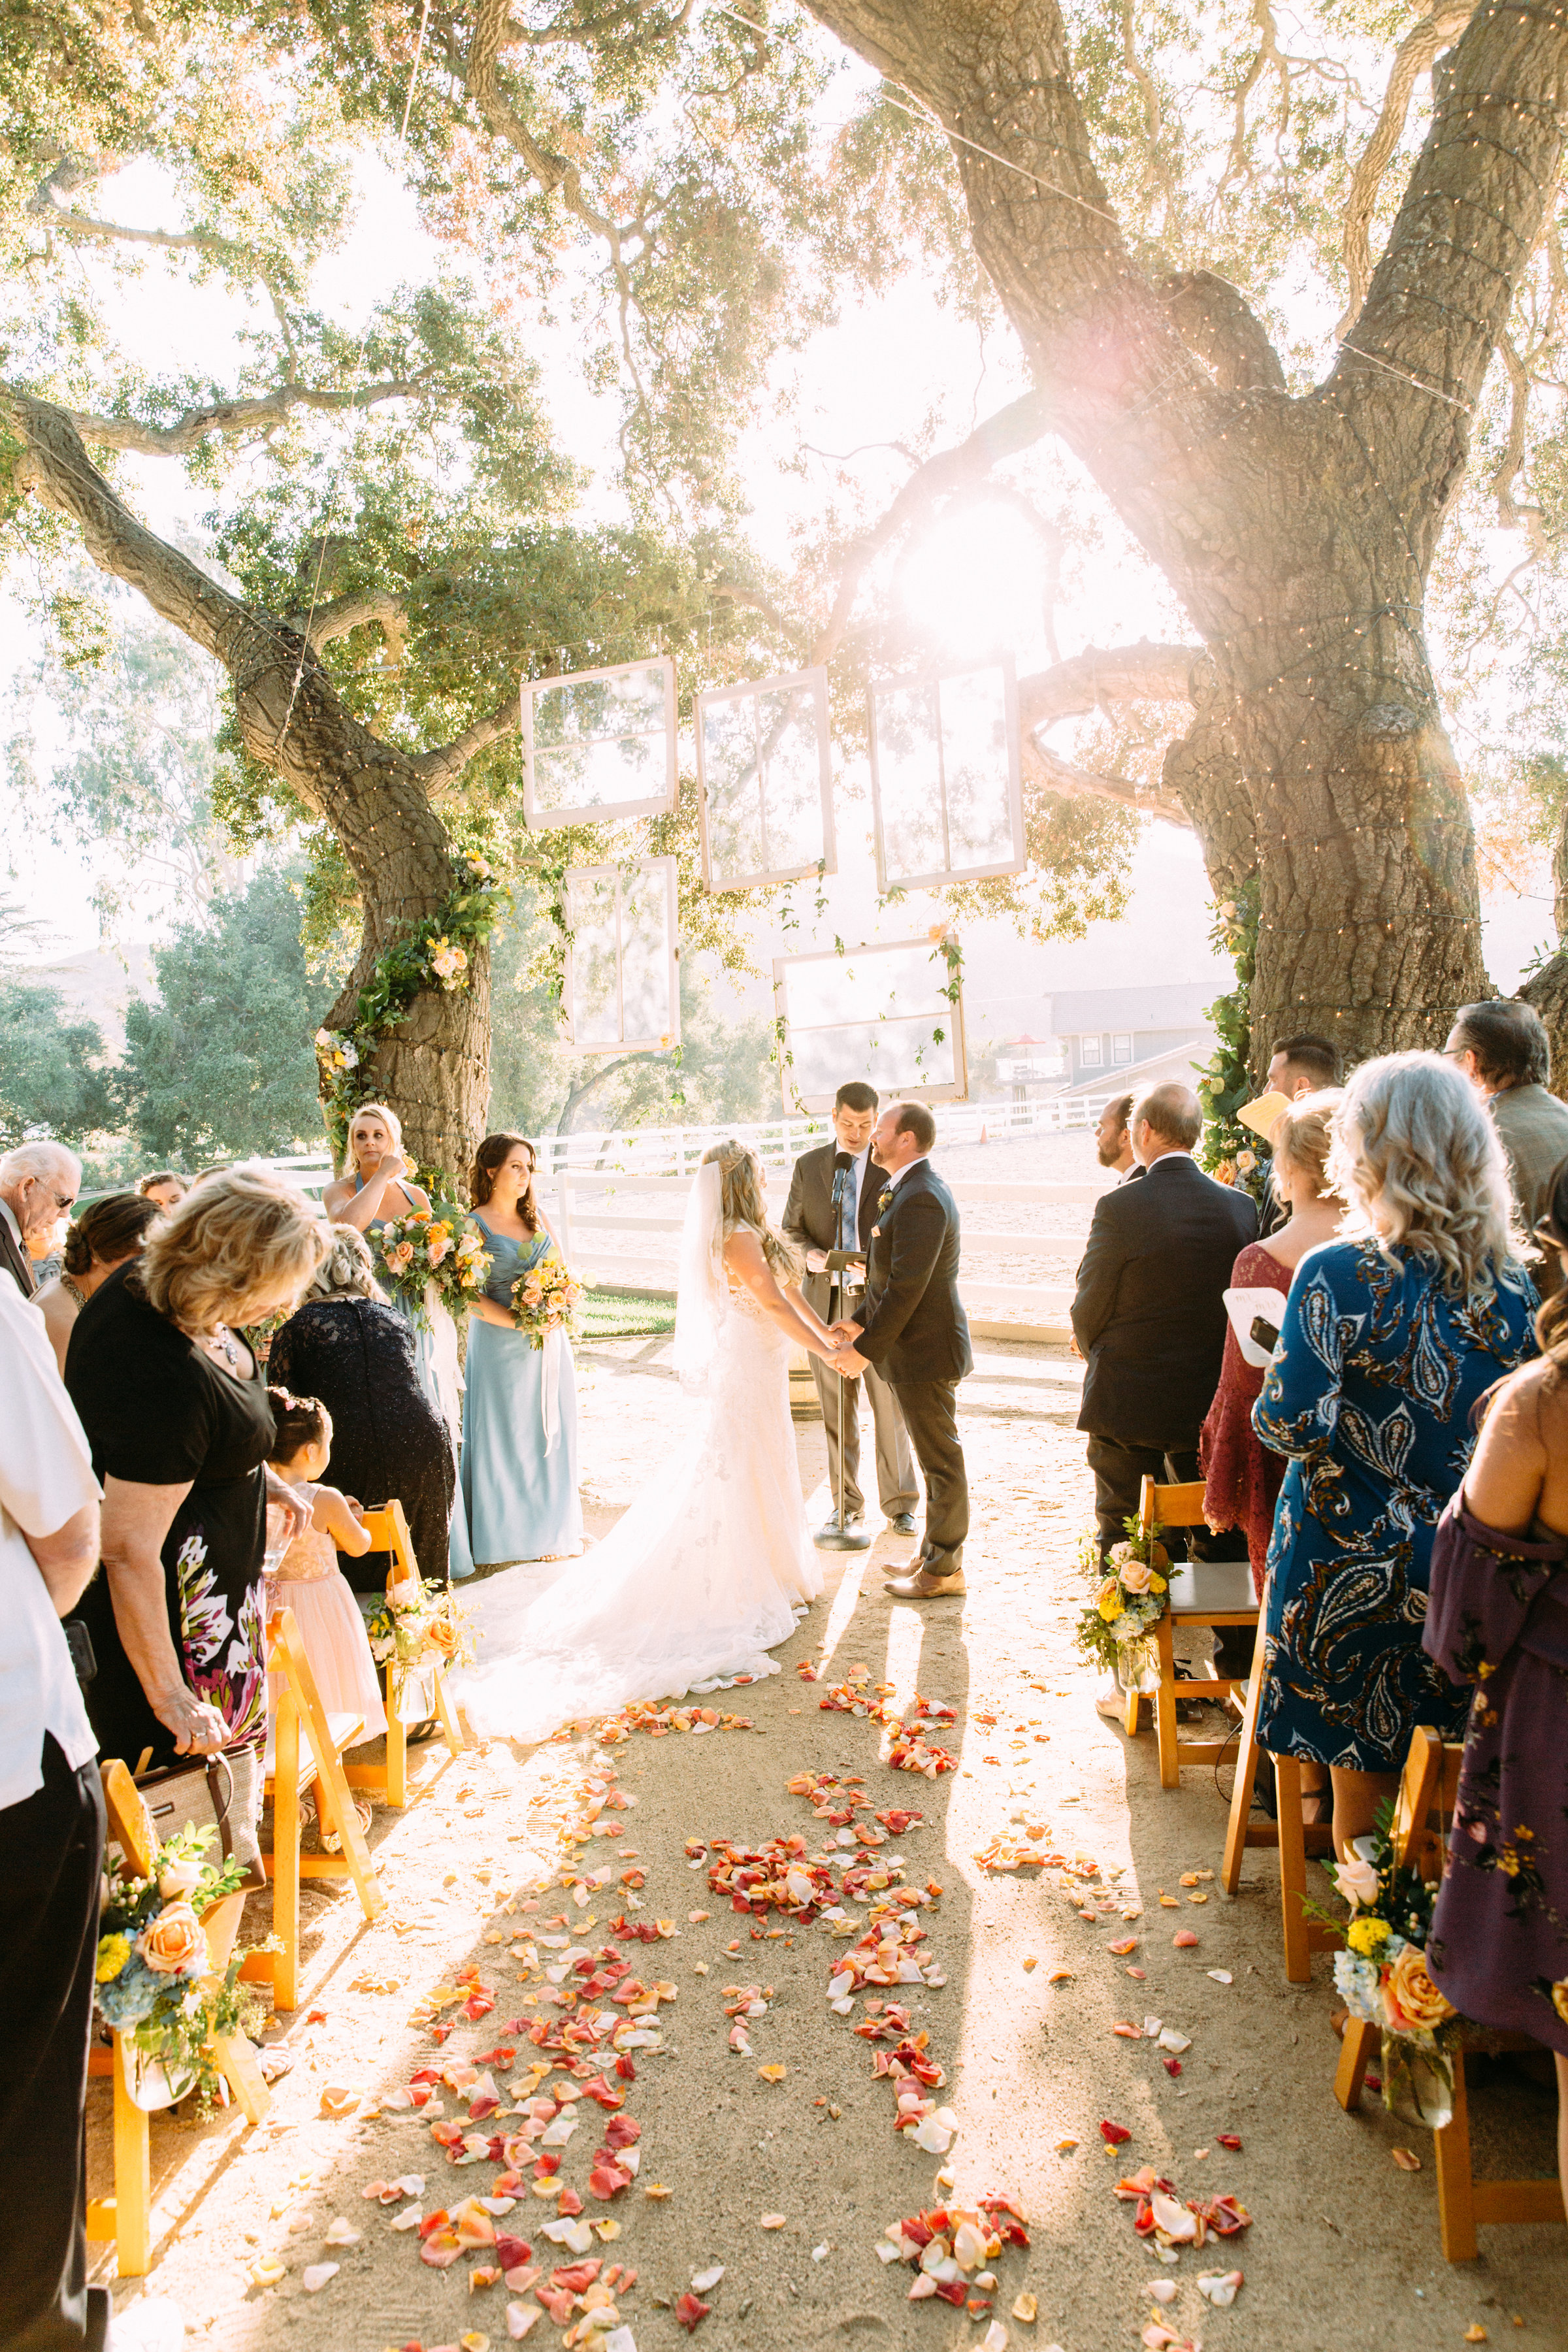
771,935,968,1114
694,664,837,892
522,654,678,828
866,657,1024,892
561,857,681,1054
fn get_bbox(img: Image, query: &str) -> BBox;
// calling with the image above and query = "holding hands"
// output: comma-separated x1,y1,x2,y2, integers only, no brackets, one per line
826,1319,869,1378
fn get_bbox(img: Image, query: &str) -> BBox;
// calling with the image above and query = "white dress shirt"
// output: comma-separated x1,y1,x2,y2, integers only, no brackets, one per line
883,1152,931,1195
0,1282,101,1808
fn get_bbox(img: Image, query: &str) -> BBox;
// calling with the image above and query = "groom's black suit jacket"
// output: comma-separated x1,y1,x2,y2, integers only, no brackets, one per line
849,1160,972,1387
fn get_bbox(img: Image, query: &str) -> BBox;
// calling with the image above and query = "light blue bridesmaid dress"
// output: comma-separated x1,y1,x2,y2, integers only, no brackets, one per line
355,1175,476,1580
462,1218,583,1567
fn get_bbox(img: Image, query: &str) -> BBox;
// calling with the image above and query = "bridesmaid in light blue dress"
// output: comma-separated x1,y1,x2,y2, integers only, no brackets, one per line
323,1100,476,1580
463,1131,583,1567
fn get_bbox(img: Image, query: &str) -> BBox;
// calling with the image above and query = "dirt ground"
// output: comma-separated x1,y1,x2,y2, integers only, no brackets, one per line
90,1329,1568,2351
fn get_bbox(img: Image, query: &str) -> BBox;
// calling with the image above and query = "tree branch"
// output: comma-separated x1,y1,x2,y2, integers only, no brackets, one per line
1160,270,1286,393
59,375,436,458
1024,736,1189,828
411,695,521,794
1331,1,1568,484
305,587,410,664
708,576,807,655
1334,6,1473,339
808,389,1052,667
1017,640,1205,734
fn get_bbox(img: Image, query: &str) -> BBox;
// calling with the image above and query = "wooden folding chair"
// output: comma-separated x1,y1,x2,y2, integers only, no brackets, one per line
1218,1609,1341,1982
1120,1479,1260,1790
341,1499,464,1809
239,1607,385,2013
86,1761,269,2276
1333,1727,1567,2259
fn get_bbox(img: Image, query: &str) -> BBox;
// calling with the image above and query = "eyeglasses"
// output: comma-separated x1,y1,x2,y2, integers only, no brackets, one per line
26,1180,76,1213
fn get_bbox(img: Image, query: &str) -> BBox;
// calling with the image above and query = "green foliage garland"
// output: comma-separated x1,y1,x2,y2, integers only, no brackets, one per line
314,855,511,1165
1195,879,1264,1194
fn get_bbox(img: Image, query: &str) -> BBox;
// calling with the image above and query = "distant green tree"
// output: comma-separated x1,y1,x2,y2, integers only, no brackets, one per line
119,868,331,1162
0,974,114,1150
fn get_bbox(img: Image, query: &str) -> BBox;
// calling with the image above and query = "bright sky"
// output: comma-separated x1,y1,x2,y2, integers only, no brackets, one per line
1,124,1552,996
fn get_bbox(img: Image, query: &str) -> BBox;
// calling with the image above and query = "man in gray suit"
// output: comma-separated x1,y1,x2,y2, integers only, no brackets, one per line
1446,998,1568,1296
782,1081,919,1539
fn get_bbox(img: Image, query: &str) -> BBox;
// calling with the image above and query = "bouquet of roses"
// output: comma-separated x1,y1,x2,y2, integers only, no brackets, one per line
94,1823,255,2111
1318,1805,1462,2126
367,1575,476,1681
510,1244,585,1348
1072,1517,1169,1688
375,1201,491,1328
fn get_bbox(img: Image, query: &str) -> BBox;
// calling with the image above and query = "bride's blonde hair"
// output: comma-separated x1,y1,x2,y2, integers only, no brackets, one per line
703,1139,802,1282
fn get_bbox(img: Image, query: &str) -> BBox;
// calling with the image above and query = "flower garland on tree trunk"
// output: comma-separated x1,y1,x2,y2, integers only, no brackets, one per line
1196,879,1263,1195
314,855,510,1172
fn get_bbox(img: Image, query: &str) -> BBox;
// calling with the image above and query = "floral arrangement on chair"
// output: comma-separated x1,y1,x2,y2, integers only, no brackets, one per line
374,1203,491,1330
94,1825,255,2111
510,1245,585,1348
1318,1805,1462,2125
367,1576,476,1684
1073,1516,1168,1691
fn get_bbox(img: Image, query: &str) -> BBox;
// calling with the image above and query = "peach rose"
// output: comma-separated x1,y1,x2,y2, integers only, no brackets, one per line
1119,1558,1154,1595
137,1900,207,1977
157,1858,204,1901
1385,1941,1455,2034
1333,1854,1382,1912
425,1615,459,1659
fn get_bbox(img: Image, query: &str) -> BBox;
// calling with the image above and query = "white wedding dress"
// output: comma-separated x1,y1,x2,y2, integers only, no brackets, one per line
449,1163,823,1742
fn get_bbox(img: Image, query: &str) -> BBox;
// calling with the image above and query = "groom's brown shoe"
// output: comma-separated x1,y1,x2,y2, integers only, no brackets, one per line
884,1562,966,1599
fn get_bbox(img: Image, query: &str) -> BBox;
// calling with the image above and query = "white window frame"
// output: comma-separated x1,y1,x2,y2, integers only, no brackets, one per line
694,665,836,891
1079,1034,1103,1068
866,657,1025,892
522,654,678,828
771,935,968,1113
1113,1032,1134,1064
561,857,681,1053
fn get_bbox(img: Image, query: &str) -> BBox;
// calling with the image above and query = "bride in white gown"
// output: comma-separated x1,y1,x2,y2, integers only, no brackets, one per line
449,1140,851,1741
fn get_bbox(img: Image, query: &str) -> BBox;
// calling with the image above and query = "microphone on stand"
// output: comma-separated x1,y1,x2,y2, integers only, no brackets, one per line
816,1147,871,1553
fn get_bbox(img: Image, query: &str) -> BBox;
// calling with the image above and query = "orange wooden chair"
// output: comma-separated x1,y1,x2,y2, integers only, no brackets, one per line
1333,1726,1567,2259
1219,1609,1343,1982
86,1761,269,2276
341,1499,465,1810
238,1607,385,2013
1121,1478,1260,1789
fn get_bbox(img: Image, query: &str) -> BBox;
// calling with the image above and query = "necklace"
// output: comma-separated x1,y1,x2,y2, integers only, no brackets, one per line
61,1273,88,1311
189,1322,240,1370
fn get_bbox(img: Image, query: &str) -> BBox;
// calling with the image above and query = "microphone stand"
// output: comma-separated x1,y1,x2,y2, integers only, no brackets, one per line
815,1158,873,1554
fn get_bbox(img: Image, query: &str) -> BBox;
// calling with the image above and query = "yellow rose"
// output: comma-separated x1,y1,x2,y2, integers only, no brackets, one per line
137,1900,207,1976
1096,1577,1124,1623
1346,1916,1392,1957
1147,1572,1167,1594
95,1933,131,1984
1386,1942,1456,2034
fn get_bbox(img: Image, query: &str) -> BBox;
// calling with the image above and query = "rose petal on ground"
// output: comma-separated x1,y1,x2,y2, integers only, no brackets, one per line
302,2262,339,2293
757,2064,787,2083
1011,2293,1037,2323
1392,2147,1422,2171
1197,2270,1243,2306
760,2214,786,2230
1108,1938,1138,1955
319,2085,362,2119
675,2293,711,2330
506,2305,541,2340
1172,1931,1199,1950
1100,2120,1132,2146
1217,2134,1242,2151
323,2218,360,2246
1207,1970,1233,1985
250,2256,286,2287
1149,2281,1177,2306
692,2266,725,2292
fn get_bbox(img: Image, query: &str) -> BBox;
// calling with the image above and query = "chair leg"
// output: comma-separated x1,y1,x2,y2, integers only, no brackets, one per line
1333,2017,1378,2112
1274,1754,1313,1984
1122,1675,1141,1739
272,1698,301,2013
1154,1609,1179,1789
212,2032,270,2126
312,1739,386,1923
385,1666,408,1808
433,1666,466,1759
112,2036,152,2277
1221,1616,1270,1894
1435,2048,1479,2262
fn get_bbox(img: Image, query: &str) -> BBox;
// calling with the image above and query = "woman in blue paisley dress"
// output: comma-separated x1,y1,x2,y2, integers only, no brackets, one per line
1254,1053,1537,1858
462,1132,583,1567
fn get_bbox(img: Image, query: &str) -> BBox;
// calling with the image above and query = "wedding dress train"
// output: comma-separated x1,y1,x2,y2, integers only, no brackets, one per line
449,1168,823,1742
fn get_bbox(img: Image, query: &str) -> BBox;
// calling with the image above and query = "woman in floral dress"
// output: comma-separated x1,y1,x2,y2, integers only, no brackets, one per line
1252,1054,1537,1858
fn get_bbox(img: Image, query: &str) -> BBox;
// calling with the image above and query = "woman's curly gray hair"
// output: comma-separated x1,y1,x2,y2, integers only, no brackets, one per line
309,1221,387,1301
1328,1051,1520,1298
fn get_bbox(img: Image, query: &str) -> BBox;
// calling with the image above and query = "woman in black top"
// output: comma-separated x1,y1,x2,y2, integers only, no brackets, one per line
66,1167,327,1818
268,1224,455,1594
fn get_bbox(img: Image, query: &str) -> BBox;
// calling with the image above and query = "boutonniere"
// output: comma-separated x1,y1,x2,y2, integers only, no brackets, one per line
877,1186,894,1213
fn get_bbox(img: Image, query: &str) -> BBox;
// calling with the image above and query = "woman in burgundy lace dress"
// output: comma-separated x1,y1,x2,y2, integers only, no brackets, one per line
1200,1091,1343,1590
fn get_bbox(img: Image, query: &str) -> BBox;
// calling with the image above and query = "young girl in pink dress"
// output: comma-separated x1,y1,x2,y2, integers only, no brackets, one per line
263,1388,387,1744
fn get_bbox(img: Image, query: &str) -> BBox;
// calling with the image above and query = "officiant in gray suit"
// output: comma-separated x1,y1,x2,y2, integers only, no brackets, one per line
782,1081,919,1539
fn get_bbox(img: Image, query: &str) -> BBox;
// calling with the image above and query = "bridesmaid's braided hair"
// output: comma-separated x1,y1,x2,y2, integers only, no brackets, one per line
267,1386,329,1463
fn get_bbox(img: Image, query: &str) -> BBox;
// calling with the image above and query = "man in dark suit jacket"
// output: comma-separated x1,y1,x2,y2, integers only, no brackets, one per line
1071,1083,1256,1556
832,1101,972,1598
0,1142,80,1299
782,1083,919,1537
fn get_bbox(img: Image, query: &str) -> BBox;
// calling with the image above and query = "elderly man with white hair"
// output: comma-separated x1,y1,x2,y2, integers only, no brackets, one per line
0,1141,82,1299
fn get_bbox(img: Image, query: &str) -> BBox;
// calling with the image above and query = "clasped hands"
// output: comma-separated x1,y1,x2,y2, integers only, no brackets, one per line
826,1319,868,1377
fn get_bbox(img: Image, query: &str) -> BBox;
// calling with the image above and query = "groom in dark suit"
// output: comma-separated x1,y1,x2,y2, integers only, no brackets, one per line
831,1100,972,1598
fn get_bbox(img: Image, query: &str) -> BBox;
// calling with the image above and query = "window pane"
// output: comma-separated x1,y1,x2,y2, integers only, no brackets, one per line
939,665,1016,867
789,1015,957,1100
1113,1033,1134,1062
785,942,948,1030
565,871,621,1047
619,866,674,1043
534,662,668,747
757,685,824,874
874,682,945,882
1081,1036,1103,1066
700,696,765,879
